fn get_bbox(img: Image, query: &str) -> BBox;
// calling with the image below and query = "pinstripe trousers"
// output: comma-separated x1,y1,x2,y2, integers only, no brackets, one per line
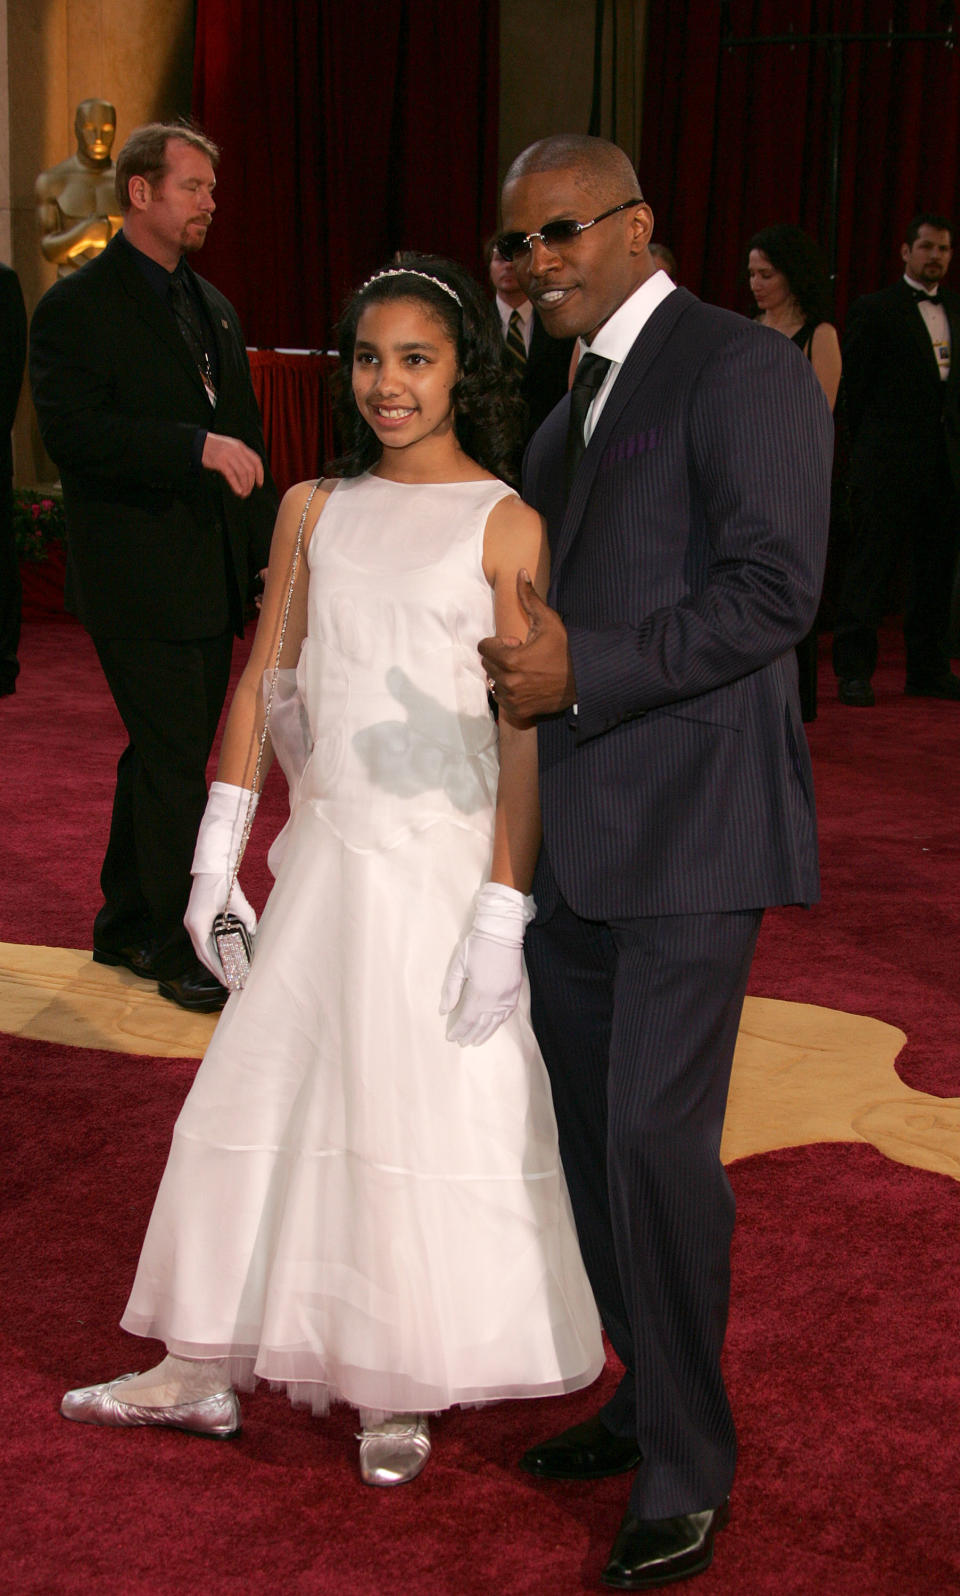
525,867,762,1520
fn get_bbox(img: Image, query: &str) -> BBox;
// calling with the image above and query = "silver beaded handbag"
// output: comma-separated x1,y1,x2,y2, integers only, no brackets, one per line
213,481,322,990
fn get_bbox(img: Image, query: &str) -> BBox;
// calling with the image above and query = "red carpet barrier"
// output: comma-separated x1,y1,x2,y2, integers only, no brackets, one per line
247,349,339,497
19,544,69,622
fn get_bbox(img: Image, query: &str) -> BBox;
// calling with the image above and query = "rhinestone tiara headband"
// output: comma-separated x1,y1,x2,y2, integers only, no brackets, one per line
361,268,462,307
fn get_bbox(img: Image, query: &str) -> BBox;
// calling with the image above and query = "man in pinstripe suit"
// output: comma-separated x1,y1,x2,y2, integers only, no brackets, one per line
481,136,832,1589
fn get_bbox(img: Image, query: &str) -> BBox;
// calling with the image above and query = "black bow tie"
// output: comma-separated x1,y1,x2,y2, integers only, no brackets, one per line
909,285,940,303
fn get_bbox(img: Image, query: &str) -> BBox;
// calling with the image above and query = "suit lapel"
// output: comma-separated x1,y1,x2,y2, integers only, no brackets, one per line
190,268,234,414
551,287,695,579
895,280,944,388
943,287,960,397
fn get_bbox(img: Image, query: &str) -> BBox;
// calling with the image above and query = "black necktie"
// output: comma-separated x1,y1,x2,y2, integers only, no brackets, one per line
909,285,939,303
565,352,611,493
169,271,217,402
505,309,527,377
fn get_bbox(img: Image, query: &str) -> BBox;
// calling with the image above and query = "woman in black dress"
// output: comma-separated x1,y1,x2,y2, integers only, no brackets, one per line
748,225,841,719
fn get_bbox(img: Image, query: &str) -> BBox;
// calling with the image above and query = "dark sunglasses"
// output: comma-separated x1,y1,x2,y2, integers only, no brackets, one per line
494,199,643,263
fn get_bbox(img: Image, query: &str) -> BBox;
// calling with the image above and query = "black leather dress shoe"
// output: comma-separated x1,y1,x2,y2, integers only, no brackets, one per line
519,1414,641,1480
837,677,875,707
905,673,960,700
157,963,228,1013
602,1501,730,1589
92,940,158,980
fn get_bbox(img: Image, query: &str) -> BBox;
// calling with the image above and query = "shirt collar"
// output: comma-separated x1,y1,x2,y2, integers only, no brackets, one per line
496,292,533,329
119,228,180,299
903,273,941,297
581,269,676,365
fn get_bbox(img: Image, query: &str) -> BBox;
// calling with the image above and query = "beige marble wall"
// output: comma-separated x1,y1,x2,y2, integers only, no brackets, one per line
2,0,194,482
498,0,648,192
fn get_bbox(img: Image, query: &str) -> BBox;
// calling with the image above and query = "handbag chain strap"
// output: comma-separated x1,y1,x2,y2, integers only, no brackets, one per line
223,479,322,912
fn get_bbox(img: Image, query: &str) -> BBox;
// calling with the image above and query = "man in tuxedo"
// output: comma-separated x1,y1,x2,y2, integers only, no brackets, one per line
481,136,831,1589
486,236,575,441
30,123,276,1011
0,262,26,695
833,214,960,705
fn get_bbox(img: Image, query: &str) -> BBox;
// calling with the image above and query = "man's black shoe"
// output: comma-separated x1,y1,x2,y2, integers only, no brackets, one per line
520,1414,641,1480
837,677,875,707
157,963,228,1013
905,673,960,700
601,1501,730,1590
92,940,158,981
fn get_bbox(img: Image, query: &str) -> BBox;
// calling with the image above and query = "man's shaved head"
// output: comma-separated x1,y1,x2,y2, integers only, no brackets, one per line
503,135,642,208
499,136,654,343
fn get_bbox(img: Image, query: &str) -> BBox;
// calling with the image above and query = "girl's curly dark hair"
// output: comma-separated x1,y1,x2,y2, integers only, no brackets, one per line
327,252,525,485
747,224,834,325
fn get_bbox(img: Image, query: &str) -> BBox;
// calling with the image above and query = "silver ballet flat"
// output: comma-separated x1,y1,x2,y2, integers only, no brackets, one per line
60,1372,241,1438
357,1415,431,1486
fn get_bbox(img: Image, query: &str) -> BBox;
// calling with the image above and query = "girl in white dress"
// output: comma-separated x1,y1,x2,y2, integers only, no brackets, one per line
61,255,603,1485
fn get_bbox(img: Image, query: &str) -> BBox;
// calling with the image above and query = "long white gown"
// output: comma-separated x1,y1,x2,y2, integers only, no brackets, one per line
122,472,603,1416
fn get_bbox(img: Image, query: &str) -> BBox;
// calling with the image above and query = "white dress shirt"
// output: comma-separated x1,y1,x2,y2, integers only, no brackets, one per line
579,269,676,444
903,272,950,380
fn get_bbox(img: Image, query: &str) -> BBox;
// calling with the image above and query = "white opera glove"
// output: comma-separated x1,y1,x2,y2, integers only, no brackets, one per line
184,780,259,978
440,882,536,1047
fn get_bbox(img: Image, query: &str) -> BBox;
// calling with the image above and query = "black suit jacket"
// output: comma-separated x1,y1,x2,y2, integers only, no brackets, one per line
29,232,277,639
524,288,833,920
0,264,26,482
521,314,575,438
843,277,960,488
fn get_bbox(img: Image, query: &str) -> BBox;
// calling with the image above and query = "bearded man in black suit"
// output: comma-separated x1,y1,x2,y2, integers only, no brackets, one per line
30,123,277,1011
481,135,831,1590
833,213,960,705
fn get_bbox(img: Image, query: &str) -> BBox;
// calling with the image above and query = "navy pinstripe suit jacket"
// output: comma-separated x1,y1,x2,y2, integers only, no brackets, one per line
524,287,834,921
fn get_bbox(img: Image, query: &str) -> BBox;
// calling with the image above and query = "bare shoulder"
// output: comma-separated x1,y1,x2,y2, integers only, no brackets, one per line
482,489,547,585
276,476,338,551
485,490,543,542
811,321,840,350
281,476,338,514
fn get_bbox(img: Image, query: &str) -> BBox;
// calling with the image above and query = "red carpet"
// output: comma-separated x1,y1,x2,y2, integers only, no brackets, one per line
3,1032,958,1594
3,612,960,1591
750,641,960,1098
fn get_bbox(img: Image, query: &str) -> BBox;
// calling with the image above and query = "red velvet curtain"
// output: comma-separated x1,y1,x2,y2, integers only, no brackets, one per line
641,2,960,325
193,0,500,350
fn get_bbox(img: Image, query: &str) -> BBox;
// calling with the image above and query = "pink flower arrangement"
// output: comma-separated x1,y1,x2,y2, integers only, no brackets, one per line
13,489,65,561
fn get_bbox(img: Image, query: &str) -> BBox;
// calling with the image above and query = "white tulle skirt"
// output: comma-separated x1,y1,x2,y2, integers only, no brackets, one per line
121,803,603,1415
